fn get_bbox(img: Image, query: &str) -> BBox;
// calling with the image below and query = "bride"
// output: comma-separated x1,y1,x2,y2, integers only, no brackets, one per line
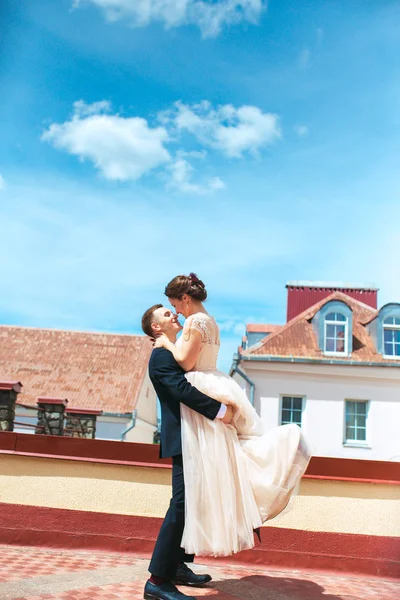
154,272,310,557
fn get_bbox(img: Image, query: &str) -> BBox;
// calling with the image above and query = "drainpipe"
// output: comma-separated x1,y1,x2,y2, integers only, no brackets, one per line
156,398,161,433
230,353,255,406
120,409,137,441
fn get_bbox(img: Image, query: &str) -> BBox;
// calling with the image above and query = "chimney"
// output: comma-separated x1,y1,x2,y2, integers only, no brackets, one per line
286,281,379,322
0,382,23,432
64,408,102,439
36,397,68,436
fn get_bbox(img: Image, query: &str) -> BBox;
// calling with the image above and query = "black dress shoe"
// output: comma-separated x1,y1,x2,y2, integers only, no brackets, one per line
144,579,196,600
174,563,212,586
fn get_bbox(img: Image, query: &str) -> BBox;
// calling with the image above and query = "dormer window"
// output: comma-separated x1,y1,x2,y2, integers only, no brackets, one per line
313,300,353,357
383,316,400,358
324,312,348,354
369,303,400,359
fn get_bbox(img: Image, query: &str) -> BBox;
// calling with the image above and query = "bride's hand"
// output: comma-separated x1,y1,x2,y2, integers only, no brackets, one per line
222,405,234,424
153,333,170,349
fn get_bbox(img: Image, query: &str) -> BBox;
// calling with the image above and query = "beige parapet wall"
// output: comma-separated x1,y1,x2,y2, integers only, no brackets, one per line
0,454,399,538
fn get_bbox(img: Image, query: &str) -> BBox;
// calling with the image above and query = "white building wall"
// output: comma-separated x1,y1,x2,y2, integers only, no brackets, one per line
125,418,156,444
237,362,400,461
135,371,157,426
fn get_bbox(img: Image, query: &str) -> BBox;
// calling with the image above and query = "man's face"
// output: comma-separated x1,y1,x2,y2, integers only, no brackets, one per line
152,306,182,337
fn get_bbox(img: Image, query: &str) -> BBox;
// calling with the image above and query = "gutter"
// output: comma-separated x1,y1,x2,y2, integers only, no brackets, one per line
120,410,137,441
230,353,255,406
239,355,400,367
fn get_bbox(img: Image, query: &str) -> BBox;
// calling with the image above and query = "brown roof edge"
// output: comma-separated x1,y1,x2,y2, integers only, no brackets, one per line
246,324,281,333
66,408,103,416
37,397,68,406
0,381,23,392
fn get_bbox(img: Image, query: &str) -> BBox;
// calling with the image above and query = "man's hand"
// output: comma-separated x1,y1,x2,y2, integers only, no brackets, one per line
222,405,234,424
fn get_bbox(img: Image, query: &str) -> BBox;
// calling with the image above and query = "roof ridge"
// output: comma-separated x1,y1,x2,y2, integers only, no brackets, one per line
0,324,145,339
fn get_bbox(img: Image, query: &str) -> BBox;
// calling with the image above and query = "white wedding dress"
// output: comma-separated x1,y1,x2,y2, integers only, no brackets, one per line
178,312,310,557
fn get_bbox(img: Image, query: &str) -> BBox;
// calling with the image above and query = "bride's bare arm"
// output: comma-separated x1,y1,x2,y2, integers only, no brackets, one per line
154,329,202,372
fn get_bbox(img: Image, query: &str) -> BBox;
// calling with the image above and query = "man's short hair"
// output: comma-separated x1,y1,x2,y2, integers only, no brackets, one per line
141,304,163,338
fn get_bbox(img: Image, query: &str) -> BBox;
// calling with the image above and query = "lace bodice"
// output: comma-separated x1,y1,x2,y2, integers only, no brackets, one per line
177,312,220,371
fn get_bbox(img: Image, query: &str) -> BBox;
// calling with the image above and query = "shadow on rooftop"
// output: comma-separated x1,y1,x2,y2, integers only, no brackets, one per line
210,573,350,599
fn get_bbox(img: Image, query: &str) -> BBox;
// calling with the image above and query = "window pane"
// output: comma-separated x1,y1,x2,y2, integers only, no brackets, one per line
336,338,345,352
335,313,346,321
346,414,356,427
292,397,302,410
335,325,345,338
355,402,366,415
346,401,355,414
395,317,400,325
395,343,400,356
326,324,335,337
384,329,393,342
356,428,366,441
346,426,356,440
282,410,291,422
292,412,302,425
395,330,400,343
356,402,367,415
326,338,335,351
356,415,366,428
384,316,395,325
282,397,292,409
384,342,394,355
326,312,346,322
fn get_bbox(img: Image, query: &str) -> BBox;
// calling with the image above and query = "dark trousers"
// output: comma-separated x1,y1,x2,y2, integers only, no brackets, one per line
149,454,194,579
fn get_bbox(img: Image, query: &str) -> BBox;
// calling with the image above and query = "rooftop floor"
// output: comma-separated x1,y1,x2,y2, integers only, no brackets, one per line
0,544,398,600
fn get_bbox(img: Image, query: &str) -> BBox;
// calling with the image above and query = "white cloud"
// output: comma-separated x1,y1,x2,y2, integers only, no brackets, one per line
294,125,309,137
43,99,280,188
168,157,225,194
218,319,247,336
0,174,5,191
74,0,265,37
42,101,171,181
73,99,112,117
165,101,281,158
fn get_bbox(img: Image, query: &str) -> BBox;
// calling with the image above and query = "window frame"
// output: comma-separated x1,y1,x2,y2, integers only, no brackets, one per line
382,316,400,359
280,395,305,428
314,300,353,357
324,312,348,356
343,399,370,448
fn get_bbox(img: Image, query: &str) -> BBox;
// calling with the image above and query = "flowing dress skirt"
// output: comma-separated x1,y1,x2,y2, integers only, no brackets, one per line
180,369,310,557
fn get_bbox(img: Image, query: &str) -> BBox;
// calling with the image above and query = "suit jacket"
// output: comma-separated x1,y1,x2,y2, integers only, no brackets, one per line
149,347,222,458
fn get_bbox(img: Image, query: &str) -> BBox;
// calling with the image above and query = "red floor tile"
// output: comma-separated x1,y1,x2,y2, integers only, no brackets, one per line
0,544,399,600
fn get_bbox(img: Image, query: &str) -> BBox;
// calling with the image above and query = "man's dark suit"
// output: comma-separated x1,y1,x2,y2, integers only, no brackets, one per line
148,347,222,579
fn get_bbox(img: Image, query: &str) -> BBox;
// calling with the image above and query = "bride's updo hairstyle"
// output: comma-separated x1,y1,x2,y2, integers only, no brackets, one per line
165,273,207,302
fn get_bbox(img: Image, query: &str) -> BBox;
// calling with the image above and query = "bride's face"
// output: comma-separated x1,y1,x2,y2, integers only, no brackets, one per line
169,295,190,318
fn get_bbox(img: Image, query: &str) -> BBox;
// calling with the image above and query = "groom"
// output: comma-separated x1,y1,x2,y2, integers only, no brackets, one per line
141,304,232,600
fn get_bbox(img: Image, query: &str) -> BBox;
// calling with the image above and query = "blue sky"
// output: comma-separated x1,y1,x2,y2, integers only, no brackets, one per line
1,0,400,371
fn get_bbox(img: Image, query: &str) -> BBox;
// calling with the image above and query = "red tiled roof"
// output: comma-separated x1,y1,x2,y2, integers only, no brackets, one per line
244,292,399,364
0,326,152,413
246,324,281,334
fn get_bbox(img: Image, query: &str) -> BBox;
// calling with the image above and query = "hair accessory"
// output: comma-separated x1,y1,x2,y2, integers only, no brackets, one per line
189,272,199,283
